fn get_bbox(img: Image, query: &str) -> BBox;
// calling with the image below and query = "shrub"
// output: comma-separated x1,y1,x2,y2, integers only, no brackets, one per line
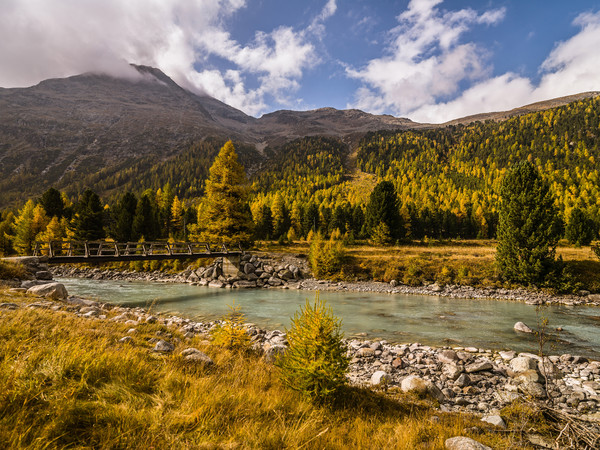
276,295,349,403
402,258,423,286
211,303,251,351
309,233,346,279
370,222,392,246
436,265,454,285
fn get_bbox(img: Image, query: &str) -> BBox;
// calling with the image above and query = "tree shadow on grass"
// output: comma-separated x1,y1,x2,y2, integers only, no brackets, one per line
329,385,431,420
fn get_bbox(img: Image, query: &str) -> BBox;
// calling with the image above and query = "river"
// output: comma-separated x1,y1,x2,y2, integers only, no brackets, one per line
58,277,600,359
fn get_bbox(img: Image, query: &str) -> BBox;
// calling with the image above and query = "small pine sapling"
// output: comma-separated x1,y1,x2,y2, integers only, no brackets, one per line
276,295,349,403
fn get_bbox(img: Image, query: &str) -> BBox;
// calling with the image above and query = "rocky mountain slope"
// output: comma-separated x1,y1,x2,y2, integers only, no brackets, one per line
0,64,598,206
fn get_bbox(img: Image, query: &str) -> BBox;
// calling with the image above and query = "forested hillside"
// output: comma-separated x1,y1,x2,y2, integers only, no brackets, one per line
354,95,600,239
2,95,600,256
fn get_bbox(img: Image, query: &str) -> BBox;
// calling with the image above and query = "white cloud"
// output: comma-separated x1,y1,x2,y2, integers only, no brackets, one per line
346,0,505,118
347,0,600,123
0,0,335,116
408,10,600,122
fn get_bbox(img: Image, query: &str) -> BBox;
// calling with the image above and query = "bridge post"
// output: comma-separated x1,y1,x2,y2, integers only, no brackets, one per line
222,255,241,277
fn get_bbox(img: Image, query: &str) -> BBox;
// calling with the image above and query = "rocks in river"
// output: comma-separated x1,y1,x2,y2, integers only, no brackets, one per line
514,321,534,333
445,436,491,450
26,282,68,300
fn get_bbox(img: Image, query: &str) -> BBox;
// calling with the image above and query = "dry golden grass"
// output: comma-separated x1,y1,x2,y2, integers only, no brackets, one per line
0,290,530,449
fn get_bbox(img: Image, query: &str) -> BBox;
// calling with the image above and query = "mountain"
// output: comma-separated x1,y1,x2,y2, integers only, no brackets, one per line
0,65,421,205
0,65,598,207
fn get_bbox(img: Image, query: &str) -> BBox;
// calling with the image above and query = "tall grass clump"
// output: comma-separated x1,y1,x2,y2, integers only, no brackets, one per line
309,232,346,279
276,295,349,404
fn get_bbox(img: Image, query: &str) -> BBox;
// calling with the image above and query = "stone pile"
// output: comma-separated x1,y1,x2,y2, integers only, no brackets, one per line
184,253,305,289
346,340,600,417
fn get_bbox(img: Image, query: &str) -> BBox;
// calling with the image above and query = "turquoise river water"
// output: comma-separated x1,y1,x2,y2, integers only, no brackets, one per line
58,277,600,359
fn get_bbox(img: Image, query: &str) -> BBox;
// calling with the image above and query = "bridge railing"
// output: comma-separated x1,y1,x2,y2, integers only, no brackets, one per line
33,241,240,258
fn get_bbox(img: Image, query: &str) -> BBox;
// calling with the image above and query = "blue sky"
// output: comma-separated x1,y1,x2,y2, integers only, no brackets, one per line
1,0,600,122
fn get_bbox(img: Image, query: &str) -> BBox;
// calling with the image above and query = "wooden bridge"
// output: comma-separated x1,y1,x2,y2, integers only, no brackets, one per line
33,241,242,264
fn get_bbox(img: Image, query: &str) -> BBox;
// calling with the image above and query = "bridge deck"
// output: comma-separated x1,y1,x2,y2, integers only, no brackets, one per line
33,241,242,264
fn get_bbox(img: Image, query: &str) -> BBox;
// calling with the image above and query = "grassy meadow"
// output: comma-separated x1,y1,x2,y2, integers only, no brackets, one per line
256,239,600,292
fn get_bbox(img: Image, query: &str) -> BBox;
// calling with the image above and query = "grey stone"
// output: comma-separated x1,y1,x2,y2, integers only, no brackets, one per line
443,364,463,380
0,302,19,309
510,356,538,373
267,277,284,286
371,371,391,386
243,263,255,274
514,321,534,333
455,373,471,388
481,415,506,429
499,350,516,360
518,381,547,398
182,348,214,366
401,375,445,402
35,270,53,280
26,282,68,300
465,360,493,373
264,344,286,362
357,347,375,357
233,280,257,288
208,281,224,288
119,336,134,344
153,340,175,353
279,269,294,280
445,436,491,450
438,350,459,364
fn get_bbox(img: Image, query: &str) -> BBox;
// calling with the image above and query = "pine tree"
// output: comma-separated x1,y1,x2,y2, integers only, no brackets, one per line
0,212,15,255
365,181,403,242
111,192,137,242
73,189,105,241
565,207,596,246
170,195,185,238
496,161,561,284
198,141,253,245
271,192,290,239
13,200,37,254
132,193,159,241
40,187,65,218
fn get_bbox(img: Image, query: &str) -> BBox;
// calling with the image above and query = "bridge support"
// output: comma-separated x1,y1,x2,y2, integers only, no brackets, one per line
222,255,241,277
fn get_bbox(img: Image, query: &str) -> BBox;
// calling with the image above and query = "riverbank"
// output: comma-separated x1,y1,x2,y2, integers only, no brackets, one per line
50,252,600,307
2,287,599,449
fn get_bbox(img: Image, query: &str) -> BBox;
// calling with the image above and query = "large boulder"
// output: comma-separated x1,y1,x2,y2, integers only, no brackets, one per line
371,371,391,386
401,375,445,402
445,436,492,450
510,356,538,373
26,282,68,300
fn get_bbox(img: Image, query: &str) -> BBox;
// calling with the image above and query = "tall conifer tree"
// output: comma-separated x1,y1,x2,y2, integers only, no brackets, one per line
496,161,560,284
198,141,253,245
